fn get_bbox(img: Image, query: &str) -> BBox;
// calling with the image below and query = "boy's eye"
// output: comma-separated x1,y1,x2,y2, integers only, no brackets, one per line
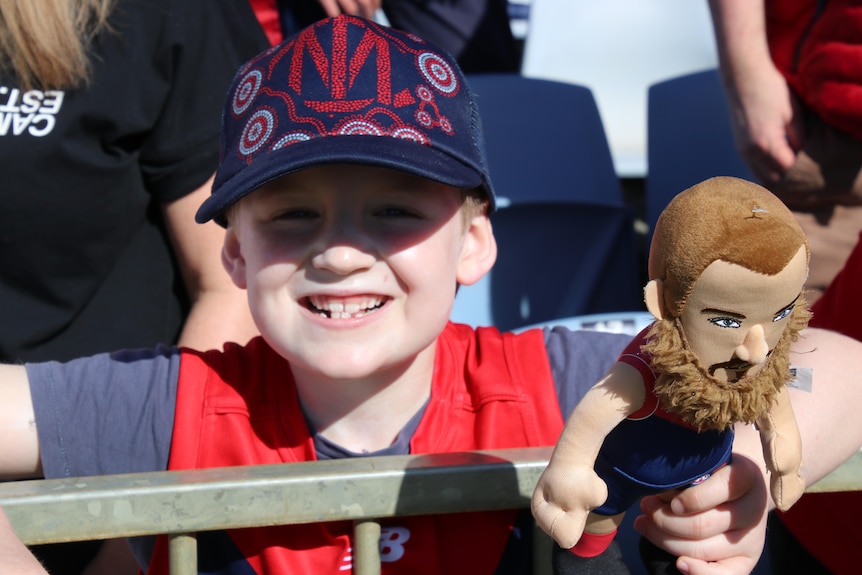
375,206,419,218
274,208,318,220
708,317,741,329
773,303,795,322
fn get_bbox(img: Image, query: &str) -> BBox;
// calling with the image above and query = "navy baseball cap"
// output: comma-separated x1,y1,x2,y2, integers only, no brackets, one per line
197,15,496,225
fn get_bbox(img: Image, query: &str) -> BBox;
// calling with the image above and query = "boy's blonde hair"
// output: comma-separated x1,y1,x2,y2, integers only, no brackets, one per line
0,0,115,90
460,188,489,228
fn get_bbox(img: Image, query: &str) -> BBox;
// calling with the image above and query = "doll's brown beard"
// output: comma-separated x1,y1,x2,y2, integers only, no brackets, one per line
641,302,810,431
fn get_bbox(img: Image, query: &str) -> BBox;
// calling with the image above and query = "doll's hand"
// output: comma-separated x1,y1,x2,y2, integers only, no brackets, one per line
634,455,768,575
531,462,608,549
770,467,805,512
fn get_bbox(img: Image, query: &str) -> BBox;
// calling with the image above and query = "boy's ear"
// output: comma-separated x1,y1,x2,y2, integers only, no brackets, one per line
456,214,497,286
644,279,665,320
221,227,248,290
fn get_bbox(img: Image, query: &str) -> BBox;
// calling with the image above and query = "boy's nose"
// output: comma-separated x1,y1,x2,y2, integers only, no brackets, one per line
734,324,769,365
311,244,376,274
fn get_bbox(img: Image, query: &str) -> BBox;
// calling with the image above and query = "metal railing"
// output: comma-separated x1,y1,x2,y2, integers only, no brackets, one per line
1,446,859,574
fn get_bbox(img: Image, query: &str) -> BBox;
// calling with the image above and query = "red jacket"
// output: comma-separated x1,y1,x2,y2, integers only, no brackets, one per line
767,0,862,139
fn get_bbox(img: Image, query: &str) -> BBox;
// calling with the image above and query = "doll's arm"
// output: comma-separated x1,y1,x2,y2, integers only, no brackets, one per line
531,361,646,548
755,385,804,510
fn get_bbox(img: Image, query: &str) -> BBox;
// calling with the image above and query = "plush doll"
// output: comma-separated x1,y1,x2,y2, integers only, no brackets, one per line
532,176,810,566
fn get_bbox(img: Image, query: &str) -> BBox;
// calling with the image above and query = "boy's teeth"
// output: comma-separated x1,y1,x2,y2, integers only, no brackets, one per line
345,303,361,314
308,297,383,318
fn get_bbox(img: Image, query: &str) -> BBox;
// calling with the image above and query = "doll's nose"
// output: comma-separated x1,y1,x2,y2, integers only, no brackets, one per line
735,324,769,364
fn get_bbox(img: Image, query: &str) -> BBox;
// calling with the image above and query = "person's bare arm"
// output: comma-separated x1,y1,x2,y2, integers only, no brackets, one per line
161,176,258,350
743,327,862,486
708,0,802,184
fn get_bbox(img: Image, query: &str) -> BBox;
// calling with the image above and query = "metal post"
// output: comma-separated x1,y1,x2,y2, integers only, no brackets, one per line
353,519,382,575
169,532,197,575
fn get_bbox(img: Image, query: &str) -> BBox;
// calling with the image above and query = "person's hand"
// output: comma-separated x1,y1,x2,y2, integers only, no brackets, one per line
725,60,804,187
318,0,382,20
633,455,769,575
531,462,608,549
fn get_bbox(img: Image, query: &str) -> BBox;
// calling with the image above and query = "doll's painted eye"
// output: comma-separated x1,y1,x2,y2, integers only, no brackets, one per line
773,303,795,322
708,317,741,329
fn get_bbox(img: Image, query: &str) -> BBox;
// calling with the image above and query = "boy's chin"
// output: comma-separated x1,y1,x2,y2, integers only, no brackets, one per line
302,360,410,384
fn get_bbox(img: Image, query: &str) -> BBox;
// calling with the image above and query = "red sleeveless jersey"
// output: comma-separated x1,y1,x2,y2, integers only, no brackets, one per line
147,322,563,574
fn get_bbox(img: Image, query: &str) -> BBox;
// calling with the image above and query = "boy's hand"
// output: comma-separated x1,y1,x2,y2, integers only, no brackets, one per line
633,455,768,575
531,462,608,549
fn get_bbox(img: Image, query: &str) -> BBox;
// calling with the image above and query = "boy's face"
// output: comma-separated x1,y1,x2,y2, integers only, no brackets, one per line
678,246,808,383
222,164,495,381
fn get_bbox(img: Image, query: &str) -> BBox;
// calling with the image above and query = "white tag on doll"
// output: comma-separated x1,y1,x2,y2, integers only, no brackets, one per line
787,366,813,392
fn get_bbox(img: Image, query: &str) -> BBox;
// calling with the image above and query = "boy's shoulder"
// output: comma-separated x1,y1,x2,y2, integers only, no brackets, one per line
179,337,289,403
441,321,630,365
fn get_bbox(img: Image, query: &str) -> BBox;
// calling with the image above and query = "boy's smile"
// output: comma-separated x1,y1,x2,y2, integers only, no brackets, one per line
221,163,495,386
305,295,386,319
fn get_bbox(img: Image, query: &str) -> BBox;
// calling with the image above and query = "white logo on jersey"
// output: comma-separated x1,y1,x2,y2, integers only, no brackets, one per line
339,526,412,571
339,547,352,571
0,86,65,137
379,526,411,562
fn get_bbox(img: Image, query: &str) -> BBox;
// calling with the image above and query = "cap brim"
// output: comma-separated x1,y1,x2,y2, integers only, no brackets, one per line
196,135,490,224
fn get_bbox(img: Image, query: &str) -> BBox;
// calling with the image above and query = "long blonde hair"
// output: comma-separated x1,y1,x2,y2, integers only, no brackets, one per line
0,0,115,90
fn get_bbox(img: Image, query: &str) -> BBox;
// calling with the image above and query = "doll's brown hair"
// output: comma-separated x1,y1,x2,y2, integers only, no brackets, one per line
649,176,809,318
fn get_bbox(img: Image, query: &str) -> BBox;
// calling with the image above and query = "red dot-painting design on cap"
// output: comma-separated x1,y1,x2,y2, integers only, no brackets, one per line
416,86,433,103
415,109,433,128
438,116,453,134
239,109,275,156
233,70,262,116
417,52,458,95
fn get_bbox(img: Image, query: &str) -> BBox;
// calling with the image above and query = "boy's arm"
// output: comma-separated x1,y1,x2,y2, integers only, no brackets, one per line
755,386,804,511
0,365,41,479
532,361,645,548
635,327,862,574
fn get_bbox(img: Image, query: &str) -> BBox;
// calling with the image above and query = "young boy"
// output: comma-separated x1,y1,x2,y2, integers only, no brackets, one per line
1,14,861,575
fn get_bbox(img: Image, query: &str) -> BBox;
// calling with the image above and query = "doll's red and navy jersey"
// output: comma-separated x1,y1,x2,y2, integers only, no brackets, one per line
594,328,734,516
